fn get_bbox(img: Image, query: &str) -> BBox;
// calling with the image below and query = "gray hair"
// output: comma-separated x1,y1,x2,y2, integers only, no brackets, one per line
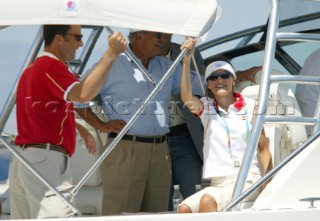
128,32,138,42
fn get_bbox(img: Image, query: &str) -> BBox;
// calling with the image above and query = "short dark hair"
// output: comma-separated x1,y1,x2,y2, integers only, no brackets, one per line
43,25,71,47
128,31,139,42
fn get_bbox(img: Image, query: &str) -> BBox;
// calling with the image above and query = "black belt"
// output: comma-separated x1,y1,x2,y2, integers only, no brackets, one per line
21,143,68,156
169,123,188,134
109,133,166,144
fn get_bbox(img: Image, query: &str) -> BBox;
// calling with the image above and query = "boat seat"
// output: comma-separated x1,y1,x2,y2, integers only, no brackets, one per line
70,111,108,216
237,69,307,166
235,69,294,92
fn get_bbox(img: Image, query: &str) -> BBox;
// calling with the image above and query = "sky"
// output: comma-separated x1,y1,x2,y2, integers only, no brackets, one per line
0,0,271,135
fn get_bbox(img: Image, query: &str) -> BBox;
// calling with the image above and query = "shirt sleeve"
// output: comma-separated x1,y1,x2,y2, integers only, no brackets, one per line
199,97,208,117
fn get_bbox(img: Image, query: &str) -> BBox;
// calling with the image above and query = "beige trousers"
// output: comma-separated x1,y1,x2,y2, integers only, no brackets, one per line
9,147,75,219
181,172,261,212
102,138,171,215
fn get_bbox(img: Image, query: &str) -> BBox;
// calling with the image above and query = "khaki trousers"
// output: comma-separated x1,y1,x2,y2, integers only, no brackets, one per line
181,171,261,212
9,147,75,219
102,138,171,215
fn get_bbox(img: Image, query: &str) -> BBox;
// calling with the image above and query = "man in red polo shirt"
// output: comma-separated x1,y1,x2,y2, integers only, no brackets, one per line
10,25,127,219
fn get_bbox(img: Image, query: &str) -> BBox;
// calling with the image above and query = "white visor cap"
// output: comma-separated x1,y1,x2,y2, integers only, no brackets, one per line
205,61,236,80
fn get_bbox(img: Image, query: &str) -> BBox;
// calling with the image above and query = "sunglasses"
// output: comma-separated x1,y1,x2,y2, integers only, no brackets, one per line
206,72,232,81
65,33,83,41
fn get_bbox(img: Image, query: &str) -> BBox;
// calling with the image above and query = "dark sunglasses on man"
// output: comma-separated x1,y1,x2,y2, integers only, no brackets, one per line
206,71,233,81
65,33,83,41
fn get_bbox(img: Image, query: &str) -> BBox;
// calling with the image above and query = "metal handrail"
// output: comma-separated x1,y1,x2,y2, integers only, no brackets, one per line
230,0,280,204
270,75,320,84
228,0,320,211
276,32,320,42
0,137,80,215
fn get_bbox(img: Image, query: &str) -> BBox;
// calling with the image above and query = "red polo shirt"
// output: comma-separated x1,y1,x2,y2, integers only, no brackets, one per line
15,52,79,156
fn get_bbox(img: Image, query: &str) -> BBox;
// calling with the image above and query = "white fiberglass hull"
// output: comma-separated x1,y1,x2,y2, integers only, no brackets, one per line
2,208,320,221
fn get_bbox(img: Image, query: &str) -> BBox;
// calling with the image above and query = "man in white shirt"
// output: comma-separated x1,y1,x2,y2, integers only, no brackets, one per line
295,48,320,137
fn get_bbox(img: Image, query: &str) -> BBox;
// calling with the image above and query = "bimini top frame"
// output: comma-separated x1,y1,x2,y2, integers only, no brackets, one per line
0,0,221,215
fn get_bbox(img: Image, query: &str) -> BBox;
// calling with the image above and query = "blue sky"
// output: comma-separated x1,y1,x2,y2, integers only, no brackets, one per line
0,0,270,135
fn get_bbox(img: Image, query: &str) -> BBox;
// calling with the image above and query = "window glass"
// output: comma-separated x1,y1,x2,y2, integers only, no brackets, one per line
282,42,320,67
230,50,290,75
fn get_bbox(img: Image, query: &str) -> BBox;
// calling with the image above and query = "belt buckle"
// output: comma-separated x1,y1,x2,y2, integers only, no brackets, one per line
155,136,164,143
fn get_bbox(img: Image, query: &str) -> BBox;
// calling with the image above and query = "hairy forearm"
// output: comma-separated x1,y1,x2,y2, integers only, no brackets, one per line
68,32,126,103
71,51,119,103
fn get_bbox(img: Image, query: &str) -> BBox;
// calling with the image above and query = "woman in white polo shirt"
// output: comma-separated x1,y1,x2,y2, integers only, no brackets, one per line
178,56,272,213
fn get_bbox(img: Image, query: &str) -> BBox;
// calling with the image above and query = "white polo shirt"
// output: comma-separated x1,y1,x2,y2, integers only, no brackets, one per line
198,93,260,179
